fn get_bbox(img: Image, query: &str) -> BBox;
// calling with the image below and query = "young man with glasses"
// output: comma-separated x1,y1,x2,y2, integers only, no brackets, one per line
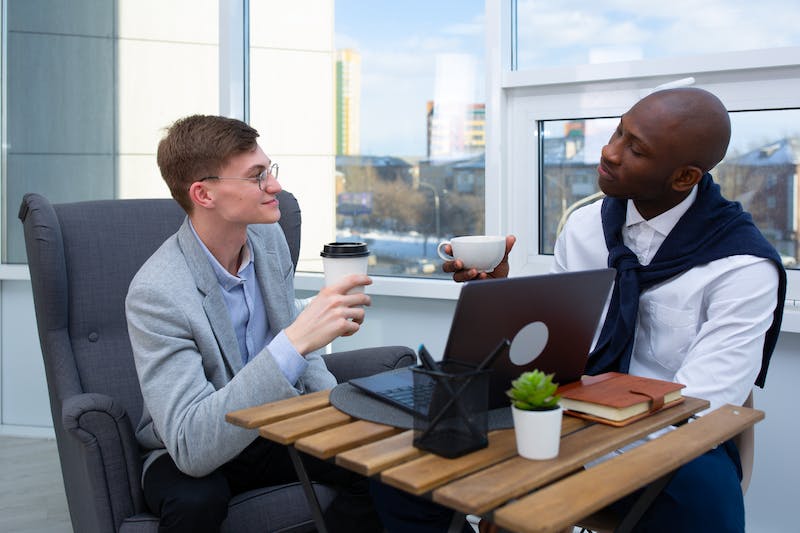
126,115,382,533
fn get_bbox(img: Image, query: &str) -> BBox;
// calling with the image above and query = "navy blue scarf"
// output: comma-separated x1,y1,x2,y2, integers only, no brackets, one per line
586,173,786,387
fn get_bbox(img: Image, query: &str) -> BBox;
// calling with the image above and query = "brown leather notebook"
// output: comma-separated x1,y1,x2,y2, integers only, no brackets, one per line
557,372,685,427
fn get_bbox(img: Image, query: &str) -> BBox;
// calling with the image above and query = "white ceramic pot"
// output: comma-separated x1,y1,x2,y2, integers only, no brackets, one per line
511,405,563,460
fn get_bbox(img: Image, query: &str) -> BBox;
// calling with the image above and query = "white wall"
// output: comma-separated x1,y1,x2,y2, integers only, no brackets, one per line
0,280,51,432
745,332,800,532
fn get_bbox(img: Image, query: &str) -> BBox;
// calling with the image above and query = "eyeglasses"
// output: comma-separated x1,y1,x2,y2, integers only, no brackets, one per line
199,163,279,191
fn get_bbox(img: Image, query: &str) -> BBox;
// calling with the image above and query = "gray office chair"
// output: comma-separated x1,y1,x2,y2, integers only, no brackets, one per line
19,192,415,533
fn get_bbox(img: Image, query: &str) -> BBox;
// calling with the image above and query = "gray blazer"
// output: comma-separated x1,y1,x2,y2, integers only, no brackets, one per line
125,219,337,478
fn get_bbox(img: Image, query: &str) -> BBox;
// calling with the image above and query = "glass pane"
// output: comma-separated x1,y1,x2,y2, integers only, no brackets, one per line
334,0,486,278
540,117,614,254
3,0,218,263
717,110,800,269
540,110,800,270
515,1,800,70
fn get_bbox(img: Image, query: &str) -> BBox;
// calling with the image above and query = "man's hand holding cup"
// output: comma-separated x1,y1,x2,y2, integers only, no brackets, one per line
440,235,516,282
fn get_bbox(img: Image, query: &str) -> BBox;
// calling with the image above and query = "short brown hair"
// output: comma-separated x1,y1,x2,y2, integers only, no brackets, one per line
157,115,260,213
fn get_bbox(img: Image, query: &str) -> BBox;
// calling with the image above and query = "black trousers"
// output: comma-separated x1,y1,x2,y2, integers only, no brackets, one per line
143,437,383,533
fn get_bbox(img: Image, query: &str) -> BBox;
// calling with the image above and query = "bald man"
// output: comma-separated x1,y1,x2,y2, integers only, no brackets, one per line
440,88,786,532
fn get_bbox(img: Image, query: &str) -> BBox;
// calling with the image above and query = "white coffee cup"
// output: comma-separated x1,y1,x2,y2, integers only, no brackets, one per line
321,242,370,294
437,235,506,272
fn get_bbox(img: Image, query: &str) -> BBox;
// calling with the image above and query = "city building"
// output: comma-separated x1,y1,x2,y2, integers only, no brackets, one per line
426,101,485,159
718,137,800,264
335,48,361,155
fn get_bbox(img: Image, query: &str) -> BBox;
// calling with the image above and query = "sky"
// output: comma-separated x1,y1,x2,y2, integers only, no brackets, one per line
334,0,484,156
514,0,800,68
334,0,800,158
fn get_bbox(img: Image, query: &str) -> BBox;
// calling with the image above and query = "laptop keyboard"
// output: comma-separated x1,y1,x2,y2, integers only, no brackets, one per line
382,382,436,411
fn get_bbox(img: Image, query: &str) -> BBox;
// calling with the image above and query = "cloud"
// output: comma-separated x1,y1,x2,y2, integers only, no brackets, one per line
515,0,800,67
442,13,485,37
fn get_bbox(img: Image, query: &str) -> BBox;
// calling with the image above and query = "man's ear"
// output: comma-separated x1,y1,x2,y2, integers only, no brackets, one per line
672,166,703,193
188,181,215,209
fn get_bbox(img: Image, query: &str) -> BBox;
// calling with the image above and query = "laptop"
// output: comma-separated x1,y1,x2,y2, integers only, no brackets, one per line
348,268,616,414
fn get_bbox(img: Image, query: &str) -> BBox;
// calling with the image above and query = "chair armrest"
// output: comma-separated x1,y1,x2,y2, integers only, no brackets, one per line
62,393,146,530
323,346,416,382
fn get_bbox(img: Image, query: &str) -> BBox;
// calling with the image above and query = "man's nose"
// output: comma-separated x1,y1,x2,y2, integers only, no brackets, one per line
601,139,621,164
265,175,282,194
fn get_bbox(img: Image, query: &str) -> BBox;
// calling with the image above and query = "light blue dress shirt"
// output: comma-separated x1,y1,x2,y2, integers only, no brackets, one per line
189,222,307,385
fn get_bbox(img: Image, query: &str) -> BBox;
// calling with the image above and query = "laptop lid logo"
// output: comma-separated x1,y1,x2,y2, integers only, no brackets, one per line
509,321,549,366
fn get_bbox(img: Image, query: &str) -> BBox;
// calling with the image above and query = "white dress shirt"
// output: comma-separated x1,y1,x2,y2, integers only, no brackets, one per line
553,189,780,412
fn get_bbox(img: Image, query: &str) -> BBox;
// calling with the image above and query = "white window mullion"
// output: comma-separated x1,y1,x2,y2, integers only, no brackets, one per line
219,0,248,121
484,0,511,242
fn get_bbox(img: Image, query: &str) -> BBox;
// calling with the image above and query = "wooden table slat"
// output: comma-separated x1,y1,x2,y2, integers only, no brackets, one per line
433,396,709,515
226,390,331,428
295,420,402,460
332,408,588,479
380,430,517,495
259,406,351,445
336,430,424,476
493,404,764,533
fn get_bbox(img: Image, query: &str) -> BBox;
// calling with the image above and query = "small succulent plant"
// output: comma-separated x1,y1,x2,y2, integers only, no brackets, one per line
506,370,560,411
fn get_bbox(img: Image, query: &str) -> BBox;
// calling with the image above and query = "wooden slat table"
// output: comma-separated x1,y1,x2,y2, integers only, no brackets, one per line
226,394,763,533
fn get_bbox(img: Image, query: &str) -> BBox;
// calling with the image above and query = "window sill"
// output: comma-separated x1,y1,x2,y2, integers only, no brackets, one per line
0,264,30,280
294,271,462,300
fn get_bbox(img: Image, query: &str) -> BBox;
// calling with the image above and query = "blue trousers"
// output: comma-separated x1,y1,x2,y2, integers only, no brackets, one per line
609,439,745,533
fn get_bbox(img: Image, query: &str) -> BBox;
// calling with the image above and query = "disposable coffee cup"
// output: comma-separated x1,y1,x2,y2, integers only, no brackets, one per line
321,242,370,294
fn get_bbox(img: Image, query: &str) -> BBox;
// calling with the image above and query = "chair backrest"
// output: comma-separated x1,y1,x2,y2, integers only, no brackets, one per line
19,191,302,430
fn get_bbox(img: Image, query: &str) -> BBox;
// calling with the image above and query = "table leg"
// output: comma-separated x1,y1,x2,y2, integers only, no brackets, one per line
614,471,677,533
288,446,329,533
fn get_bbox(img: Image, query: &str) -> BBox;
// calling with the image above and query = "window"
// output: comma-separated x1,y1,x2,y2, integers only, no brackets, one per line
331,0,486,279
539,117,614,254
719,110,800,267
248,0,486,280
539,110,800,269
250,0,485,276
2,0,218,264
497,2,800,300
3,0,478,296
